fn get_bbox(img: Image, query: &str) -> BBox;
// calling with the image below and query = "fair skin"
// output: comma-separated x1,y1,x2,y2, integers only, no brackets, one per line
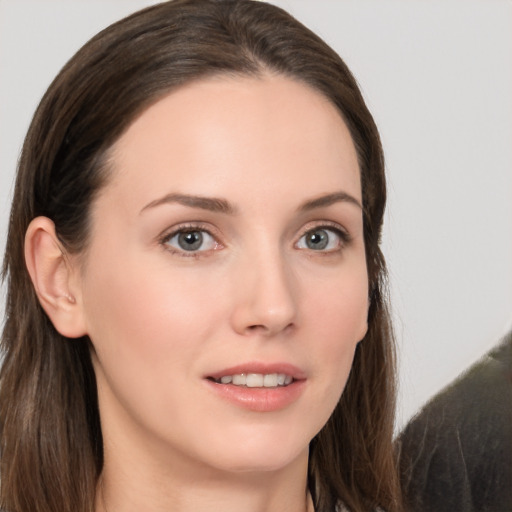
25,74,368,512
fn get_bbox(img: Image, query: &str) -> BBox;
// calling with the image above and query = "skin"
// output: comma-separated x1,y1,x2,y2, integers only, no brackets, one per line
26,74,368,512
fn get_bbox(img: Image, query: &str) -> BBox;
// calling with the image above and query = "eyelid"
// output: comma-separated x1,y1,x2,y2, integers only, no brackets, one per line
299,220,351,238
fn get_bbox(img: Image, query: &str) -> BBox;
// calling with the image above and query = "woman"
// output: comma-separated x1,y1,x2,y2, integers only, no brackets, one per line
0,1,400,511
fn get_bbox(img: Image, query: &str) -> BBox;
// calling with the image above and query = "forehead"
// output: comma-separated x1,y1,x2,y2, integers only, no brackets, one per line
104,74,361,212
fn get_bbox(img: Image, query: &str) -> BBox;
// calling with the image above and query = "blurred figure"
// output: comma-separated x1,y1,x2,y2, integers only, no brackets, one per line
398,329,512,512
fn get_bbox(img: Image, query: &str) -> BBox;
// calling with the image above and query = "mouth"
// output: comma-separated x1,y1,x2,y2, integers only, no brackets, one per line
208,373,294,388
204,362,306,411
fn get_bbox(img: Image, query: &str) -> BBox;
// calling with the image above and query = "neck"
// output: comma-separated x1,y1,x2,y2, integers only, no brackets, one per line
96,428,311,512
97,455,311,512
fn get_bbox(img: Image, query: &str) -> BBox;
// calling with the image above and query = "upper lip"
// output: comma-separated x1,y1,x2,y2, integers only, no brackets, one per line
206,362,307,381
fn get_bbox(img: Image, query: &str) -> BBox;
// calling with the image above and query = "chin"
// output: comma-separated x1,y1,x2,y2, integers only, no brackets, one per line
198,429,310,475
212,451,307,475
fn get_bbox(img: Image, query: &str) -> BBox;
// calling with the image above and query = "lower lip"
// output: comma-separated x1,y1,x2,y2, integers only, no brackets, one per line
204,379,306,412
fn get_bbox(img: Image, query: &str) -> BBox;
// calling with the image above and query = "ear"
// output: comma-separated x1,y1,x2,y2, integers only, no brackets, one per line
24,216,87,338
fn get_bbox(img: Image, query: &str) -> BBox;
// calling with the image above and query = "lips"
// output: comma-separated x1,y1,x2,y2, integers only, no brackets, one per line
204,362,306,412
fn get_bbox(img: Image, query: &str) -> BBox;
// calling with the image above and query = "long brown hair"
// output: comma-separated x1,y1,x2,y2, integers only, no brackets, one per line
0,1,401,511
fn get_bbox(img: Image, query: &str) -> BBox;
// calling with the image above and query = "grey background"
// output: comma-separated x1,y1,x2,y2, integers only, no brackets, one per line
1,0,511,428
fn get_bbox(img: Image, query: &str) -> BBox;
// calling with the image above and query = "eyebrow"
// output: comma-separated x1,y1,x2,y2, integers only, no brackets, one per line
298,191,362,211
140,190,362,215
140,193,237,215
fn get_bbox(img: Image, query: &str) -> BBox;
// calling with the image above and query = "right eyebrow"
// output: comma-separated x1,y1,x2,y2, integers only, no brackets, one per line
139,193,238,215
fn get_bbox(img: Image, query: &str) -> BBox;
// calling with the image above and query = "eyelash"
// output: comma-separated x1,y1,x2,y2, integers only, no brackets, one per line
158,221,351,258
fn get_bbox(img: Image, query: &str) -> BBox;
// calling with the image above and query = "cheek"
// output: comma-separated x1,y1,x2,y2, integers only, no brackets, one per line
306,262,368,344
81,254,228,436
302,262,368,396
82,255,223,364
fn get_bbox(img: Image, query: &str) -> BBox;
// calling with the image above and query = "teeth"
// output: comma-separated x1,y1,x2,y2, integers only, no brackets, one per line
263,374,278,387
214,373,293,388
246,374,263,387
232,374,246,385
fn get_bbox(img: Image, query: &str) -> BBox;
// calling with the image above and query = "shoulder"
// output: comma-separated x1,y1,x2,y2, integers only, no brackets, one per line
398,330,512,511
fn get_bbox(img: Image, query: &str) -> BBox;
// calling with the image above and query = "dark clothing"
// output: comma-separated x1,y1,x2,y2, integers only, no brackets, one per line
397,330,512,512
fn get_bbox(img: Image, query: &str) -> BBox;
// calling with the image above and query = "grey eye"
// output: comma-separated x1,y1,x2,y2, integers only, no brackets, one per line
305,230,328,250
297,228,342,251
178,231,203,251
166,230,216,252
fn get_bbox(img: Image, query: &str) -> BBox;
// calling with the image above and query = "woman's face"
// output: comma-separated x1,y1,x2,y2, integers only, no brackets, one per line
78,75,368,476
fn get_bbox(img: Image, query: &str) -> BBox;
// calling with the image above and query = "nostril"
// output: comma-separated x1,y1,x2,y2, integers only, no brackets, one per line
245,322,294,336
247,324,267,332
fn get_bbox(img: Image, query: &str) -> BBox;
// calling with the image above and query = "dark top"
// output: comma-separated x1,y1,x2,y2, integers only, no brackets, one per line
397,330,512,512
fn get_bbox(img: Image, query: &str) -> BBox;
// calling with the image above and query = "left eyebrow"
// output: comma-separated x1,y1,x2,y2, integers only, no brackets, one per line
298,191,362,212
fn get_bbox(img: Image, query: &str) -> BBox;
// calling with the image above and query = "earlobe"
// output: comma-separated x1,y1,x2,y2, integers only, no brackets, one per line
24,216,87,338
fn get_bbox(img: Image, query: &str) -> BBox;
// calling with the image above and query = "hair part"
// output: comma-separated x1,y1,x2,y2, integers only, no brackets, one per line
1,1,401,511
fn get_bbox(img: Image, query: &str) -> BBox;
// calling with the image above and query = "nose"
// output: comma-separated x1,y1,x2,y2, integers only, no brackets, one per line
229,247,298,338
